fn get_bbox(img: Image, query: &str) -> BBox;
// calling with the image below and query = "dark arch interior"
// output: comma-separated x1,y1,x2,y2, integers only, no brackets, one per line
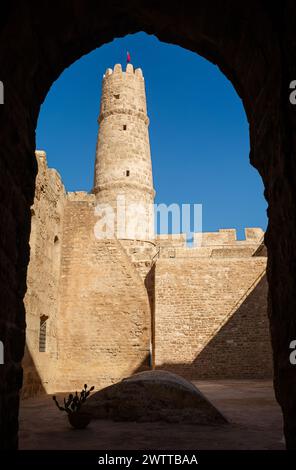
1,0,296,450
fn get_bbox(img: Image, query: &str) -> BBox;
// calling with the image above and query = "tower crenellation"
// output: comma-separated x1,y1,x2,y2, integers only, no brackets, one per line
99,64,148,124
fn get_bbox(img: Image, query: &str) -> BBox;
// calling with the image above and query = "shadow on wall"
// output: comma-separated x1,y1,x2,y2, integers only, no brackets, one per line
20,266,271,400
134,354,151,374
155,276,273,379
20,344,150,400
21,344,46,399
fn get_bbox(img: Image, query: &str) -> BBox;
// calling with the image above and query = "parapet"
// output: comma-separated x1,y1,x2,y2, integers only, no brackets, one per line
102,63,144,80
155,227,266,259
245,227,264,241
194,228,265,247
194,229,237,247
156,233,187,249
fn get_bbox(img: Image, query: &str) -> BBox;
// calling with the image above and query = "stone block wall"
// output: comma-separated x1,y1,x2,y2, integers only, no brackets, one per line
22,155,272,399
154,256,272,378
54,192,151,392
22,157,153,396
1,0,296,450
22,152,66,398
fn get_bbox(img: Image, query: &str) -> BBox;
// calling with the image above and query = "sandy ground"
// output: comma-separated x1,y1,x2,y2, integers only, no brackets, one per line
19,380,285,450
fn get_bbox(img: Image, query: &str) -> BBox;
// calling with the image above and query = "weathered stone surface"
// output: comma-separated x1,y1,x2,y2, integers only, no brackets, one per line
22,151,66,398
54,194,151,392
22,149,271,397
94,64,155,242
84,370,227,424
23,155,151,394
154,258,272,379
1,0,296,450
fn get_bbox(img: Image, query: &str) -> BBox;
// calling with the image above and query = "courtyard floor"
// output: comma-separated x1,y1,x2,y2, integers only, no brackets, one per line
19,380,284,450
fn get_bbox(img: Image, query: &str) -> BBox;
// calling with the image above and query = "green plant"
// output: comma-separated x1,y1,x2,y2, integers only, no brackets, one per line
52,384,94,414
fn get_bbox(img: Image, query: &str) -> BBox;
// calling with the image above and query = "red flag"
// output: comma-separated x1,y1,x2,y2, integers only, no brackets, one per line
127,51,131,63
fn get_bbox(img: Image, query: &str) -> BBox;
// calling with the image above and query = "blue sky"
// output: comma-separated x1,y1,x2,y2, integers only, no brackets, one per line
36,32,267,239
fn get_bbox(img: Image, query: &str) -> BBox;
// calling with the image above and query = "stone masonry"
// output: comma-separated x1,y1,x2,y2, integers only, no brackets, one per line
22,64,272,397
3,0,296,450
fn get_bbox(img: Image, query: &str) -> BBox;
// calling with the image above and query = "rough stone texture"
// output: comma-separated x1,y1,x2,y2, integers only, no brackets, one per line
22,151,66,398
55,193,151,392
1,0,296,450
22,83,271,397
23,154,270,391
157,228,264,259
154,258,272,378
84,370,227,424
94,63,155,241
22,163,152,393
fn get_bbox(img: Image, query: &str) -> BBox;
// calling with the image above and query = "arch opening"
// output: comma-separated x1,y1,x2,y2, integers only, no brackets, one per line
20,31,275,450
1,1,294,450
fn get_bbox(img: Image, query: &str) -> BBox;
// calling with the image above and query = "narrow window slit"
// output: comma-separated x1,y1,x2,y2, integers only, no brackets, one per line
39,315,48,352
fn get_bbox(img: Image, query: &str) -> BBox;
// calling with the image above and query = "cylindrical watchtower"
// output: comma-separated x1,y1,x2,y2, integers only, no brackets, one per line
93,63,155,241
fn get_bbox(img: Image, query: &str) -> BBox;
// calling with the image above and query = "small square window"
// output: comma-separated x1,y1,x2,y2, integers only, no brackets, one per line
114,94,120,99
168,249,175,258
126,170,130,177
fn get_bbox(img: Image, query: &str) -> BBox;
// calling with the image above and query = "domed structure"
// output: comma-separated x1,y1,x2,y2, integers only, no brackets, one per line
84,370,227,424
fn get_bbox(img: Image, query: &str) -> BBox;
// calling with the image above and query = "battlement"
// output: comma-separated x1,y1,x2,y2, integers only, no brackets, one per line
156,228,264,249
156,228,265,259
98,62,148,124
103,63,143,80
194,227,264,246
156,233,188,248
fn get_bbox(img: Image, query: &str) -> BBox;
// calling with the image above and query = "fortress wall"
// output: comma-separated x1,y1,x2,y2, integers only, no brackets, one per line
22,152,66,398
21,61,270,401
194,227,264,246
159,246,256,259
156,229,264,259
154,257,273,379
156,227,264,259
156,233,187,248
53,195,151,392
195,228,237,245
23,155,270,396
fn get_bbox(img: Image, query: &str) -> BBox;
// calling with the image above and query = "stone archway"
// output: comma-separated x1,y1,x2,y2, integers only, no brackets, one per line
1,0,296,449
